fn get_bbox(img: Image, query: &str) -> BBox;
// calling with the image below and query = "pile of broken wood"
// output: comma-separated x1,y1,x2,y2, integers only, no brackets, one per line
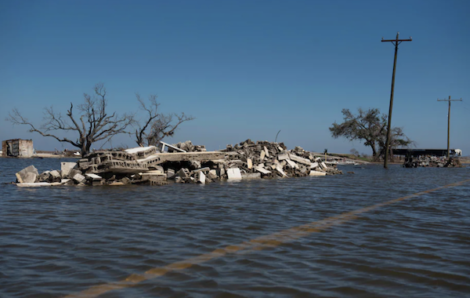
14,139,342,187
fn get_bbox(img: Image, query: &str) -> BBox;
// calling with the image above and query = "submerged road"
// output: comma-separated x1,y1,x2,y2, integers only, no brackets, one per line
1,158,469,297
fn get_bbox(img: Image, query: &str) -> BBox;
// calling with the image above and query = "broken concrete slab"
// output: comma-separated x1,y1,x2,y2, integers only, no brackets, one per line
217,168,225,177
166,169,175,179
72,173,86,184
37,171,51,182
17,179,71,187
196,172,206,184
158,141,186,153
189,160,201,170
241,173,261,179
17,182,59,187
140,170,166,176
108,181,125,186
177,168,190,179
260,150,266,161
61,179,73,185
208,169,218,178
125,146,158,159
309,170,327,176
289,154,311,166
275,165,287,177
278,152,289,161
152,151,226,164
86,173,102,180
255,166,271,175
314,158,328,169
264,146,270,157
49,170,61,182
61,162,77,178
285,159,298,169
16,165,38,183
227,168,242,180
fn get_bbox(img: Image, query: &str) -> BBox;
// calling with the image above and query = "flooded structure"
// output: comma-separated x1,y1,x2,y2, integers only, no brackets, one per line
1,139,34,158
394,148,463,168
394,148,462,157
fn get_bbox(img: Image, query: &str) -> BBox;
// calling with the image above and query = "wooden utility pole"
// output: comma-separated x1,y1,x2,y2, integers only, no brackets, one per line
437,96,462,158
381,32,412,169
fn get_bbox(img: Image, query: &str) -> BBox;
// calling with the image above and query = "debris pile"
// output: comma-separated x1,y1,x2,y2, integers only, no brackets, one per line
221,139,342,179
404,155,463,168
173,140,207,152
14,140,342,187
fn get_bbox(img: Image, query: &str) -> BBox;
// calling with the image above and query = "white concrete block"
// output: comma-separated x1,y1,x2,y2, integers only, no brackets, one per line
16,165,38,183
86,173,102,180
196,172,206,184
227,168,242,180
286,159,298,169
264,146,270,157
309,170,327,176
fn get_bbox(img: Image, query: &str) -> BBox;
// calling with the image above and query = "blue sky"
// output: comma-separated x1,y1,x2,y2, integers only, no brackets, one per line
1,0,469,155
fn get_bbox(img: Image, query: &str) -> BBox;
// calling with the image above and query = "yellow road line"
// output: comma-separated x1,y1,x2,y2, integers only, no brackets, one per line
65,178,470,298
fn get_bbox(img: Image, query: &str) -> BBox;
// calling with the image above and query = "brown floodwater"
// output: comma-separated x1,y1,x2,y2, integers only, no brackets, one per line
1,157,469,298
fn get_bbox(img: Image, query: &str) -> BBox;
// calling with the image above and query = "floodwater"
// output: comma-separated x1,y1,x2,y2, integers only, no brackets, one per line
1,158,469,298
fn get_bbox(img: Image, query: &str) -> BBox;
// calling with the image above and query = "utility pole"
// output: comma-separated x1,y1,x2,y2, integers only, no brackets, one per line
381,32,412,169
437,96,462,158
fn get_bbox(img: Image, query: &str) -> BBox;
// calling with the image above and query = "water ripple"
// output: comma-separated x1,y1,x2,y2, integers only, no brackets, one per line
1,159,469,297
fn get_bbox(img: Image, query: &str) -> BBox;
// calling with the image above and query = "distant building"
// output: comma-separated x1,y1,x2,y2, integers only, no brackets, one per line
1,139,34,157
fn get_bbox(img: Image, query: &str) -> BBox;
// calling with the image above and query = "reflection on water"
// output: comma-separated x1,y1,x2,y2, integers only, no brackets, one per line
1,158,469,297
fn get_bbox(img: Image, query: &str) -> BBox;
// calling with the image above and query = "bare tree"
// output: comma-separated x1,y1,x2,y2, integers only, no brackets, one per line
7,83,134,157
350,148,359,156
329,108,412,161
134,94,194,147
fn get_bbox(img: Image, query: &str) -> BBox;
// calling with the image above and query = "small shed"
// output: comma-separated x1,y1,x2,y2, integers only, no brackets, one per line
2,139,34,157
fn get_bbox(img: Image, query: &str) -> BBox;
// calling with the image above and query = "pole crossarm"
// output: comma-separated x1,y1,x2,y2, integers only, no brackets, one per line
382,39,412,42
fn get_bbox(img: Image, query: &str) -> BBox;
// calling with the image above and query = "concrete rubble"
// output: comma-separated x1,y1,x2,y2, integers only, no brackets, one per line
403,156,463,168
14,139,342,187
221,140,342,179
